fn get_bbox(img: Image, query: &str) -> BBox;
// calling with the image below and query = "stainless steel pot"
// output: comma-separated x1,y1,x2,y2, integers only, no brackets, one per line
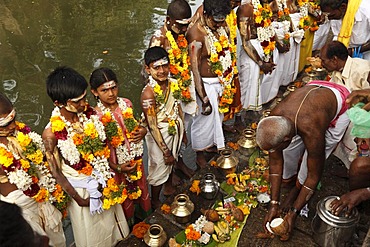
312,195,359,247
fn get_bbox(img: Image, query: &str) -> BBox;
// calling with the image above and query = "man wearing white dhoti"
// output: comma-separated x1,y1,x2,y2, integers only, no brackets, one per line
43,67,129,247
256,81,350,239
187,0,242,167
237,0,276,111
141,47,185,209
0,93,65,247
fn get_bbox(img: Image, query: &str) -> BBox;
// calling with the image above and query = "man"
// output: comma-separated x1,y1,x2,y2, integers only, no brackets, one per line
187,0,239,167
141,47,185,209
320,0,370,60
0,93,65,247
321,40,370,91
256,81,350,238
237,0,276,112
43,67,129,247
330,89,370,216
320,40,370,168
149,0,196,182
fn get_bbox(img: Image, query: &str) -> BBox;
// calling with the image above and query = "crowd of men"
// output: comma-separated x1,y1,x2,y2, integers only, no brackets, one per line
1,0,370,246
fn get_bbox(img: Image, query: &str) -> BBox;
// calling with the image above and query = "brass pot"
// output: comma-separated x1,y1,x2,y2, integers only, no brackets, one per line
237,129,257,154
143,224,167,247
171,194,194,224
216,148,239,172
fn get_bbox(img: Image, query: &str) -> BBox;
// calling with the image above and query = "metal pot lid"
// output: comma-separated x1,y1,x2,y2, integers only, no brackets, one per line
316,195,359,228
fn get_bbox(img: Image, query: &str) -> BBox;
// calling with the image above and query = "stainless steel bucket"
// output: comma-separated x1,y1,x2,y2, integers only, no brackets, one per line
312,196,359,247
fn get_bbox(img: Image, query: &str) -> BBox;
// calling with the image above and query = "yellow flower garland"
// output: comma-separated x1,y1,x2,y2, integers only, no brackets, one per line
165,31,193,103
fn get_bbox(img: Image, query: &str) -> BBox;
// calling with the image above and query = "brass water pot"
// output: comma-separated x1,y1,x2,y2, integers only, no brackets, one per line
216,148,239,173
171,194,194,224
237,128,257,152
143,224,167,247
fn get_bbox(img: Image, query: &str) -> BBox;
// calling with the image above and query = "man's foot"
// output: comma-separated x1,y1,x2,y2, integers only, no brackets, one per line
172,172,182,187
162,183,176,196
196,152,208,169
281,186,300,212
204,146,218,153
151,200,162,210
175,159,195,179
223,123,237,133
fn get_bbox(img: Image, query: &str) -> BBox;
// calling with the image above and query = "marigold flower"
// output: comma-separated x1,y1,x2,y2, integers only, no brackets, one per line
161,204,171,214
132,222,150,239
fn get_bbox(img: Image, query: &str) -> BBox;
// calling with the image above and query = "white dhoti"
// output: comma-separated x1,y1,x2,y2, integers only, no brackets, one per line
239,39,280,110
0,190,66,247
146,86,184,186
282,85,350,184
191,77,225,150
62,164,129,247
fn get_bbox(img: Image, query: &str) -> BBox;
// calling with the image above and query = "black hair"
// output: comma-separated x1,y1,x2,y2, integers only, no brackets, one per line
324,41,349,60
167,0,192,20
0,93,13,115
46,66,88,105
0,201,46,247
203,0,231,18
89,67,118,90
320,0,347,9
144,46,169,66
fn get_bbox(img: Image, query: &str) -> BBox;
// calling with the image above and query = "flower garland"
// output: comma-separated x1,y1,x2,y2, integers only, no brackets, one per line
252,0,276,62
297,0,320,32
276,0,291,21
225,10,239,74
98,97,144,203
148,76,180,135
0,121,69,215
50,106,126,210
204,25,236,113
165,31,193,104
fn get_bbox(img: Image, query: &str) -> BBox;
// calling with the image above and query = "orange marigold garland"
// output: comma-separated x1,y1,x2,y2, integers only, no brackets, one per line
132,222,150,239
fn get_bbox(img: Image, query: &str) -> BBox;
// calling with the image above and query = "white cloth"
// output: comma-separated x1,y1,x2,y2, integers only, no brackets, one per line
313,22,331,50
330,56,370,168
146,82,184,186
330,1,370,60
191,77,225,150
238,39,280,110
282,85,350,184
0,190,66,247
61,163,129,247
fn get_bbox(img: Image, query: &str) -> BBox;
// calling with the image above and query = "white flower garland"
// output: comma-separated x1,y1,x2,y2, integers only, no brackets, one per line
51,107,112,183
97,98,144,165
0,133,57,200
203,26,234,88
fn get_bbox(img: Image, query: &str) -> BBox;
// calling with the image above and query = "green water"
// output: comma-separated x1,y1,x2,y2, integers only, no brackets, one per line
0,0,200,133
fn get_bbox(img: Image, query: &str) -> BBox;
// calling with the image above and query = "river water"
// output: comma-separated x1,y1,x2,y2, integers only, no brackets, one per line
0,0,201,133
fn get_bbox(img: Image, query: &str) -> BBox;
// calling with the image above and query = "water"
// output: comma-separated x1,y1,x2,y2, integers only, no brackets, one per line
0,0,202,133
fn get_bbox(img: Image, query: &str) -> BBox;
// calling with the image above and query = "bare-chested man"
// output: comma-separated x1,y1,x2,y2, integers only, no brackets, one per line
237,0,276,112
255,81,350,239
149,0,196,183
187,0,240,167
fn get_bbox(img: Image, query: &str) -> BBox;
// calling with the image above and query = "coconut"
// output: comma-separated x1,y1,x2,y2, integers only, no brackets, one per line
269,218,289,236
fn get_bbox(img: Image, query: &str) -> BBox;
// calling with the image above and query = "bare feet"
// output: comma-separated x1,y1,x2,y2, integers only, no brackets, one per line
172,172,182,187
162,183,176,196
175,157,195,179
196,151,208,169
151,200,162,210
281,186,300,212
223,123,237,133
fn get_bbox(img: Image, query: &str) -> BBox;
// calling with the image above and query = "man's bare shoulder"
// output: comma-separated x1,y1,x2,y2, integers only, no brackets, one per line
186,20,205,43
141,84,155,100
237,3,254,18
149,28,166,48
42,127,55,140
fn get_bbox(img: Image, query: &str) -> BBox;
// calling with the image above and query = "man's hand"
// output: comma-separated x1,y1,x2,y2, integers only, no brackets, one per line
260,61,276,74
346,89,370,110
263,204,280,232
120,162,137,173
283,210,297,237
330,190,366,217
164,154,175,165
129,126,147,143
201,99,212,115
75,195,90,207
